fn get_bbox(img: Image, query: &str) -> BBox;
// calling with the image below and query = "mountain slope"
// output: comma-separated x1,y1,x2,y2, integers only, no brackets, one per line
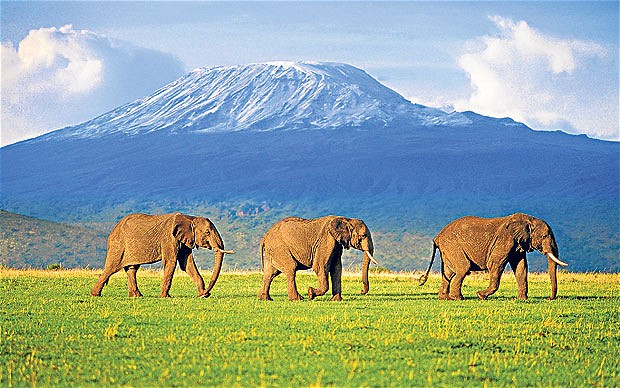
0,210,108,269
1,62,618,272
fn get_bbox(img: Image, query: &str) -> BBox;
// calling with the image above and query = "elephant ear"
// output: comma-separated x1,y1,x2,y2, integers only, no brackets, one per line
172,213,195,248
505,216,532,253
328,217,352,249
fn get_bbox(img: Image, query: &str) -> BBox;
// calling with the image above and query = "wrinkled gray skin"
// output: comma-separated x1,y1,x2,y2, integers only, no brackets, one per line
91,213,231,298
420,213,567,300
259,216,375,301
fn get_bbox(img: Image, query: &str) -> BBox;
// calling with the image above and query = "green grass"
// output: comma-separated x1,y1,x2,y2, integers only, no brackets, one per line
1,269,618,387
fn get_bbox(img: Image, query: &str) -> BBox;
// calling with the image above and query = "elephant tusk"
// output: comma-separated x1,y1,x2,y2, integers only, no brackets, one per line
365,251,378,265
547,252,568,267
214,248,235,254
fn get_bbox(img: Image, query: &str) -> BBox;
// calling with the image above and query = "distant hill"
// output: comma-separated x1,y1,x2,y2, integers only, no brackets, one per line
0,210,108,269
1,62,618,272
0,208,431,272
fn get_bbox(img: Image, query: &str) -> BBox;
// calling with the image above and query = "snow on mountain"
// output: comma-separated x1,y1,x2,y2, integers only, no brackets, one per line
43,61,470,140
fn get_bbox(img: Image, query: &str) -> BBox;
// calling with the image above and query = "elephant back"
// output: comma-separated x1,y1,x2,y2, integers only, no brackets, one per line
434,215,506,259
115,213,175,265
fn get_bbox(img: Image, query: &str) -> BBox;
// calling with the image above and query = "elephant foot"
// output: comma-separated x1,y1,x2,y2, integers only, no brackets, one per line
129,291,143,297
330,294,343,301
91,291,102,297
159,293,172,298
289,294,303,301
308,287,328,300
476,291,488,300
198,291,211,298
258,293,273,301
438,293,450,300
518,294,528,300
448,294,464,300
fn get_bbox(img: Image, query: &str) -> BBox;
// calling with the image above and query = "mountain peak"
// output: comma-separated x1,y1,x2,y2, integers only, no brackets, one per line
222,60,350,72
42,62,477,141
193,61,365,78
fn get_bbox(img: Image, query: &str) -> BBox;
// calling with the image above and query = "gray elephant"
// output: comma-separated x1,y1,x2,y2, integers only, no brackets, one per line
419,213,567,300
91,212,234,298
259,215,377,301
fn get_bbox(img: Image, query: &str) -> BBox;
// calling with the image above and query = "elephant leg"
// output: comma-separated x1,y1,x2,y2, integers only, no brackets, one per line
448,269,469,300
308,264,329,300
159,259,176,298
439,260,455,300
477,261,507,300
187,256,209,298
264,247,302,301
442,249,470,300
259,260,281,301
91,246,124,296
329,257,343,301
179,253,209,298
509,253,528,300
125,265,142,297
91,266,120,296
284,269,303,301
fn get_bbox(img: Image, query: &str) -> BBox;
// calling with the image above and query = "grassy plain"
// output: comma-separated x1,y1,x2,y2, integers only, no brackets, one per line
1,269,618,387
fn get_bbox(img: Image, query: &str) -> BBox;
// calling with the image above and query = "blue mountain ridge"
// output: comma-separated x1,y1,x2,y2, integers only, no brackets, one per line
1,62,618,272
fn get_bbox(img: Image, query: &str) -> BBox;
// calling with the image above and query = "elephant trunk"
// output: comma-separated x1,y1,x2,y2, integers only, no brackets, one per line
361,250,371,295
202,230,233,297
360,244,376,295
548,257,558,300
204,250,224,297
546,251,566,300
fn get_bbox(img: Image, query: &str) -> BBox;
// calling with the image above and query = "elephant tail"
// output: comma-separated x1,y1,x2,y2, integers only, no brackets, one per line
260,238,265,271
419,243,438,286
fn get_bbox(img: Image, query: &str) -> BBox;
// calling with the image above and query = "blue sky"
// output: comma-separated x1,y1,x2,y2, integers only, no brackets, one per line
1,1,618,145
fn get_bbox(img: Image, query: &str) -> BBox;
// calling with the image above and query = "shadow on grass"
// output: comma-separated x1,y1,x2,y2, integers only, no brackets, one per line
450,295,620,301
331,293,620,302
362,291,437,298
91,291,619,301
555,295,619,300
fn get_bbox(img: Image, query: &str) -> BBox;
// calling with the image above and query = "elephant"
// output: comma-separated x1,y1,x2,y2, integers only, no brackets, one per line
91,212,234,298
259,215,377,301
419,213,567,300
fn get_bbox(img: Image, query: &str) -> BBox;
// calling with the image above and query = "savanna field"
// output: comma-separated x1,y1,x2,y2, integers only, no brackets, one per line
1,269,618,387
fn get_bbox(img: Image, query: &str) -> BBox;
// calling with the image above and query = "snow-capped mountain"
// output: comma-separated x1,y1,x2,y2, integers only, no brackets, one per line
2,62,618,272
42,62,471,140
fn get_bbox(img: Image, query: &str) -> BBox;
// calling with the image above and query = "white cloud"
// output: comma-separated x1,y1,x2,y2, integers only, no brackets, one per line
454,16,618,140
1,25,185,146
